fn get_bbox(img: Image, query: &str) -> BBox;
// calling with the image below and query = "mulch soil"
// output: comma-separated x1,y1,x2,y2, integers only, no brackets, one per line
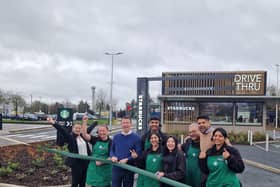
0,140,71,186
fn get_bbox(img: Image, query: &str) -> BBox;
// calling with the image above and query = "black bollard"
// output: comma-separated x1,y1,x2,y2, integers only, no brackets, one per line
0,113,2,130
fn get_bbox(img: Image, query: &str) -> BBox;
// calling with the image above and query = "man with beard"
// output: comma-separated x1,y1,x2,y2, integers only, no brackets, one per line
141,115,167,151
197,115,215,153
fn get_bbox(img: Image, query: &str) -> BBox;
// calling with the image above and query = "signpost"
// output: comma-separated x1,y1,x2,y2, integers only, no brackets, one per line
56,108,73,146
0,113,2,130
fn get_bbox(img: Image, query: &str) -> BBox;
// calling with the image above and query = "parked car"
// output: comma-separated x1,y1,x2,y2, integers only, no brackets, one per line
73,112,98,121
23,113,38,121
35,112,47,120
46,114,57,120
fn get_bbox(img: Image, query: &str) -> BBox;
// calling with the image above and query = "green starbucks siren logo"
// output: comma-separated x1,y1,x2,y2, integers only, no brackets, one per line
60,109,70,119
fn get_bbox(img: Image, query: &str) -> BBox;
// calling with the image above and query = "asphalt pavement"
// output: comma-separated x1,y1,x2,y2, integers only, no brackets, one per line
1,124,280,187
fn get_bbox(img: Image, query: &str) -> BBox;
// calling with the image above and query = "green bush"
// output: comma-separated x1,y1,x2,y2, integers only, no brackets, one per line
0,161,20,177
32,157,45,168
228,131,248,144
253,132,266,142
8,162,20,170
0,167,13,177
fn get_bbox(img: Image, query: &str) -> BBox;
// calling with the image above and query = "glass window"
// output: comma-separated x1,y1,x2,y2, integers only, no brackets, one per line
236,103,262,126
199,103,233,125
164,102,197,124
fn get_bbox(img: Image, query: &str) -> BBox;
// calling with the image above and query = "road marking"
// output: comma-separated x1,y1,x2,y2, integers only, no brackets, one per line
37,132,50,135
244,159,280,175
0,136,30,146
16,134,34,138
44,136,56,139
29,135,48,139
5,134,24,137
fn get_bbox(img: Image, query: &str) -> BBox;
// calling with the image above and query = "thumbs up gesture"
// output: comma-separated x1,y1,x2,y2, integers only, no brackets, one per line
223,148,230,160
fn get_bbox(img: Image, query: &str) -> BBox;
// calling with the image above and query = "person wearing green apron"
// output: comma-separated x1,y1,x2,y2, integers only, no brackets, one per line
156,136,186,187
199,128,245,187
81,117,112,187
134,132,163,187
138,116,167,187
181,123,202,187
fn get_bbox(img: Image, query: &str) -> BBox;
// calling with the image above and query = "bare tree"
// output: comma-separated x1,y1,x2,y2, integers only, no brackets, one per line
10,94,26,117
96,89,108,116
267,85,277,96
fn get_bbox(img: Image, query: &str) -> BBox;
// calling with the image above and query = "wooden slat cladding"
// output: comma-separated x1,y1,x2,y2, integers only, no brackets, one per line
162,71,266,96
163,102,197,127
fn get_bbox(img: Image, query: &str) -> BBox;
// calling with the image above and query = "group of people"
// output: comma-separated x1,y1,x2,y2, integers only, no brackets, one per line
47,115,245,187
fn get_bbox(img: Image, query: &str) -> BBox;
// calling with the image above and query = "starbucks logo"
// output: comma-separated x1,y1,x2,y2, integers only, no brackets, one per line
213,161,218,166
153,158,157,162
60,110,70,119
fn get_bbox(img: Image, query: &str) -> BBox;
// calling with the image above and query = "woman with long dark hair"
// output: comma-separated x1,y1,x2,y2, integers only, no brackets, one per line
156,136,185,187
134,132,163,187
199,128,245,187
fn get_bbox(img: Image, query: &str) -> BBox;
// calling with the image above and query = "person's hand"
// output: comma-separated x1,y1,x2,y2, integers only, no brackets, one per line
47,117,55,124
119,158,128,164
223,148,231,160
199,151,207,159
156,172,164,180
130,149,138,159
82,115,88,124
95,161,103,166
111,157,118,163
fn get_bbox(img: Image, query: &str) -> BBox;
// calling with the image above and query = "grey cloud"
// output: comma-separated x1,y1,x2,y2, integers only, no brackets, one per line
0,0,280,107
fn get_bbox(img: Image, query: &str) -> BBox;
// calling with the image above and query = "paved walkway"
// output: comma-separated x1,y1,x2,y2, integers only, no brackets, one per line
236,144,280,170
0,123,51,135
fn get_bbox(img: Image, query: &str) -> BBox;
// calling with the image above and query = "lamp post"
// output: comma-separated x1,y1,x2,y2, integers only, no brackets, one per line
276,64,279,129
105,52,123,131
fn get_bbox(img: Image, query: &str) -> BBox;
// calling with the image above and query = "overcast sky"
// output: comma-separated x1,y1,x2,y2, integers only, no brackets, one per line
0,0,280,108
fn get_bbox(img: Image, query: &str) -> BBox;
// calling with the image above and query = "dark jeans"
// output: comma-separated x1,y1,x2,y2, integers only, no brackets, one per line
71,159,89,187
112,166,134,187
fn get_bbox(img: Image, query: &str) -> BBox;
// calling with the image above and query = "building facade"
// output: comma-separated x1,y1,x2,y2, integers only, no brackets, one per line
137,71,280,134
160,71,274,133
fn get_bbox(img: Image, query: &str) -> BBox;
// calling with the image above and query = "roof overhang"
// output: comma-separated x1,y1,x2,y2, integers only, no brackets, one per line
158,95,280,102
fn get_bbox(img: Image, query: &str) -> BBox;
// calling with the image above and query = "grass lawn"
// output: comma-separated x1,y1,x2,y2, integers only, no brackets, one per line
3,119,48,124
3,118,119,125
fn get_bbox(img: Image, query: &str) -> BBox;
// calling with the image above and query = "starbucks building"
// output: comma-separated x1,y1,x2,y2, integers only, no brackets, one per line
137,71,280,134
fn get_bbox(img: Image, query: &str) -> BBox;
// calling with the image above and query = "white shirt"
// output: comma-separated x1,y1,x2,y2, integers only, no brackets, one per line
77,136,88,156
121,130,132,136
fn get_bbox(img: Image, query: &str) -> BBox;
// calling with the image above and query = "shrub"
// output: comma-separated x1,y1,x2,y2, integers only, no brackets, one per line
0,166,13,177
228,131,249,144
253,132,266,142
8,162,20,170
32,157,45,168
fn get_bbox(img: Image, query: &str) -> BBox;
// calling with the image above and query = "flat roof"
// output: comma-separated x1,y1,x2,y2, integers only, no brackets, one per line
158,95,280,102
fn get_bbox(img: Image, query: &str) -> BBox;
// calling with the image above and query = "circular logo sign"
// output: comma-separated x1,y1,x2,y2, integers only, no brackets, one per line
60,110,70,119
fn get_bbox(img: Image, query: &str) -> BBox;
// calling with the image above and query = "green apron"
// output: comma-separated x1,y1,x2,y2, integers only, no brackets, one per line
137,138,152,187
86,141,111,187
185,144,202,187
144,137,151,150
206,155,240,187
142,153,162,187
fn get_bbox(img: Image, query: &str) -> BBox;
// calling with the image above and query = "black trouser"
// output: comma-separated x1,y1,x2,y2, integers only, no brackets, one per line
71,159,89,187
